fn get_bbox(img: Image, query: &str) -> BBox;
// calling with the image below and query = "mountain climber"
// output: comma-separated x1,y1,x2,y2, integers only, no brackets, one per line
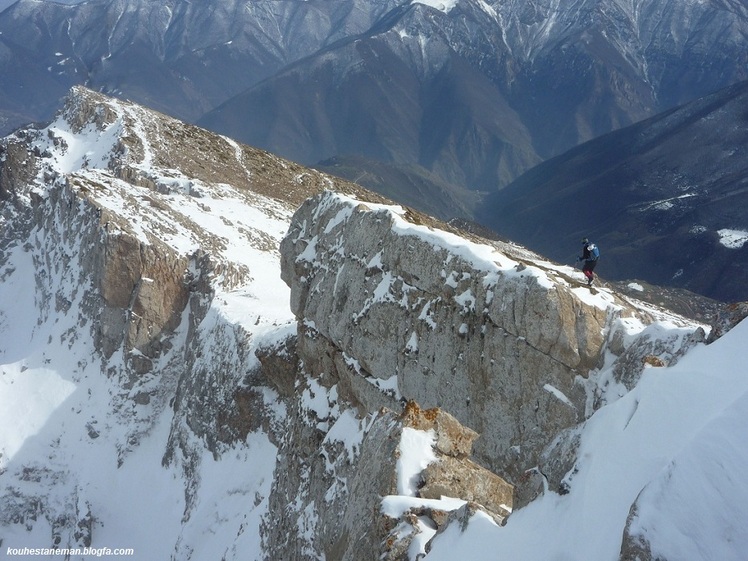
577,238,600,286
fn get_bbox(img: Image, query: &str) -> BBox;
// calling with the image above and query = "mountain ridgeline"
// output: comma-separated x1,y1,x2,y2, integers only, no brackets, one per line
1,0,747,198
199,0,748,193
0,88,731,560
477,78,748,303
2,0,748,306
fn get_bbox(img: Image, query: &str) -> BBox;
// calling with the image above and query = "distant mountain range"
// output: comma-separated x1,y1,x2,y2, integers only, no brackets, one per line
2,0,748,301
198,0,748,194
1,0,747,197
0,0,401,130
476,78,748,302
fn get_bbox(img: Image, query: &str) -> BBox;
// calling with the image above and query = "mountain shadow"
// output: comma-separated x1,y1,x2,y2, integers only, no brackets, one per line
476,79,748,302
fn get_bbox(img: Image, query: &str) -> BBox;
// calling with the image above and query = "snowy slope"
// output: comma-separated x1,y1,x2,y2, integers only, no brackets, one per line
278,189,732,559
422,321,748,560
1,88,745,561
0,88,300,559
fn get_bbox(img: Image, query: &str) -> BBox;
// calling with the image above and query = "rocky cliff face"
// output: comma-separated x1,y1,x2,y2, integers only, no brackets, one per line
0,86,519,559
0,86,353,556
279,190,705,508
0,88,710,560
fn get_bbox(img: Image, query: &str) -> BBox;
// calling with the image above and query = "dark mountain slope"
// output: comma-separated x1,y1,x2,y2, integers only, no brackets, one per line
476,79,748,302
314,154,482,221
0,0,403,131
1,0,748,214
200,34,541,194
199,0,748,196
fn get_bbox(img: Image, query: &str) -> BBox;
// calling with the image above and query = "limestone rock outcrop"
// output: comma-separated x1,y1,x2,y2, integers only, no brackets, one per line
280,191,705,503
0,87,714,560
706,301,748,343
259,380,513,561
402,402,513,522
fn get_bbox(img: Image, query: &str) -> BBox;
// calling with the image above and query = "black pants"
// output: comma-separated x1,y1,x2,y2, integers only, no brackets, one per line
582,259,597,281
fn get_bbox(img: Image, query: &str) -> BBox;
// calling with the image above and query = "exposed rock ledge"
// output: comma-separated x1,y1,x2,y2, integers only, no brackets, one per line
280,191,705,503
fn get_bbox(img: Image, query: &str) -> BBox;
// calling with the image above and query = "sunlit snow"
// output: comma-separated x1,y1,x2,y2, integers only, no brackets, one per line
2,89,746,561
717,228,748,249
422,320,748,561
412,0,459,14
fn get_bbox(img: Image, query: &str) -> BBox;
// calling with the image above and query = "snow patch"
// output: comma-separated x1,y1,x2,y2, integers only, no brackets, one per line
543,384,574,408
717,228,748,249
0,364,76,467
412,0,458,14
323,409,367,463
397,428,437,496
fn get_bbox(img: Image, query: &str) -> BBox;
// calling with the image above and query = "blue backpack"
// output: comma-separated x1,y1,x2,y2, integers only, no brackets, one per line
588,243,600,260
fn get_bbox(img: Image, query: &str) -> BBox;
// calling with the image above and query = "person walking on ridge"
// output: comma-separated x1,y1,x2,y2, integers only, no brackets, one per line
577,238,600,286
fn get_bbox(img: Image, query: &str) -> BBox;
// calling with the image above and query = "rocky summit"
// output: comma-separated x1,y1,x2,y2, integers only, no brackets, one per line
0,88,744,561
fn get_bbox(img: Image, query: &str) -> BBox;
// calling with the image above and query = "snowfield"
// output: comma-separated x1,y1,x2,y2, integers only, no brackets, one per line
717,228,748,249
0,93,296,560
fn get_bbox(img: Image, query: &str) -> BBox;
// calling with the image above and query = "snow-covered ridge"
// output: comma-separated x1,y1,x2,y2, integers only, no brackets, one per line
0,85,324,558
1,86,499,560
279,185,747,561
279,188,710,517
1,88,741,561
0,86,357,559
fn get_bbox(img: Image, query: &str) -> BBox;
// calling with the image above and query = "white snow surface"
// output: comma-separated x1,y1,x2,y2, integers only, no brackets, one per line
0,96,294,559
717,228,748,249
2,96,746,560
397,427,438,496
412,0,459,14
422,320,748,561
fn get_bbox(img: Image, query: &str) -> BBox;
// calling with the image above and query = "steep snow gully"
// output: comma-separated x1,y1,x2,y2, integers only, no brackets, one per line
0,88,745,561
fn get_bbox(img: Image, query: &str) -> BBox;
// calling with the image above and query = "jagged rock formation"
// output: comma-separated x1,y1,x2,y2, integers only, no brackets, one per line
279,190,705,508
401,402,513,518
1,86,522,560
0,86,368,556
258,385,514,561
705,301,748,344
0,87,713,560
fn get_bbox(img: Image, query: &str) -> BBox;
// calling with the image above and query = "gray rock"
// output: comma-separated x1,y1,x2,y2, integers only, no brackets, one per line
706,301,748,344
280,191,706,511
